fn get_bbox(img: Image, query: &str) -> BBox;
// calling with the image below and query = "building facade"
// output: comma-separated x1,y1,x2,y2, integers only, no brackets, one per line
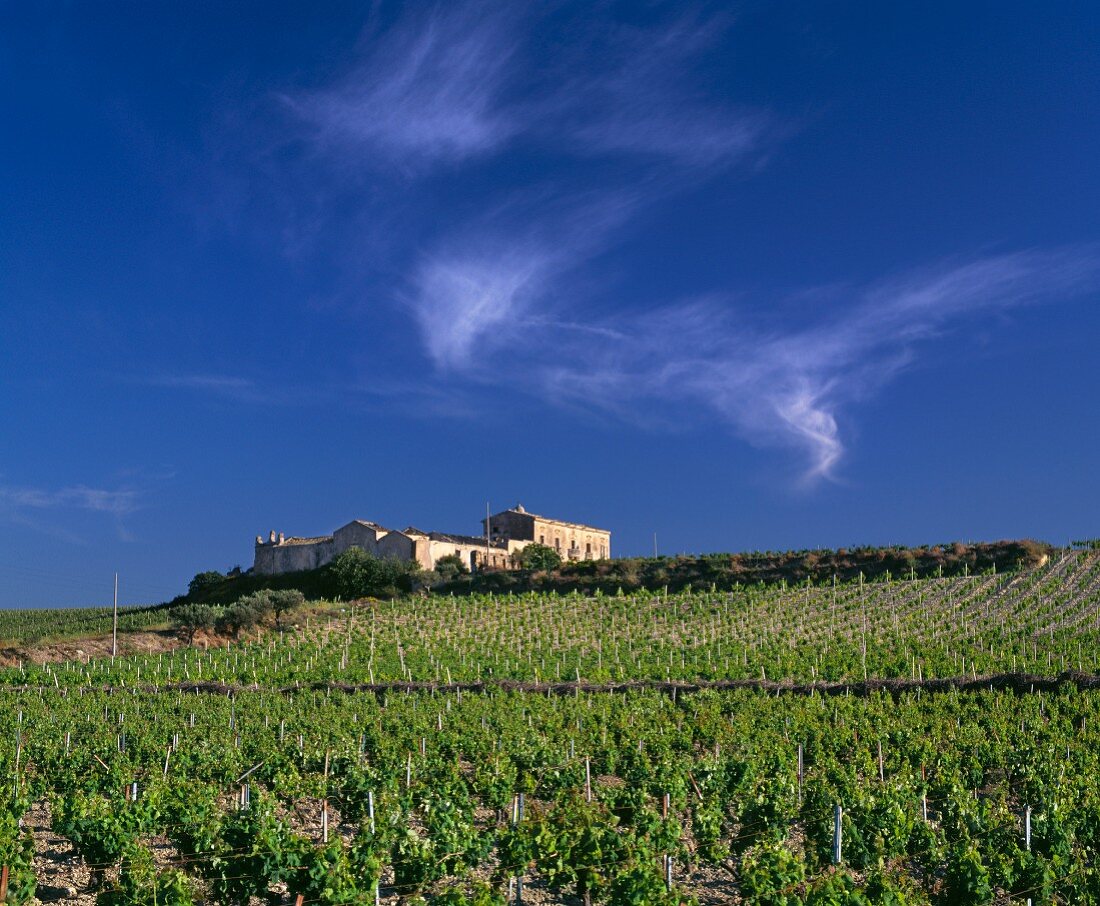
485,504,611,561
252,504,607,576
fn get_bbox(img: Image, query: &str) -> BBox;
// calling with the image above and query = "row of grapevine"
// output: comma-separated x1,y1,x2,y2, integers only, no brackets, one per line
2,683,1100,902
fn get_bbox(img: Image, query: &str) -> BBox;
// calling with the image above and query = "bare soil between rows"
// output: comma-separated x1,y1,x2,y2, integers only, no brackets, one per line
0,670,1096,700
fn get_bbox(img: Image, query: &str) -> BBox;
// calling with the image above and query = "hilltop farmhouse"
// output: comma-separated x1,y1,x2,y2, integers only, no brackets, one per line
253,505,610,576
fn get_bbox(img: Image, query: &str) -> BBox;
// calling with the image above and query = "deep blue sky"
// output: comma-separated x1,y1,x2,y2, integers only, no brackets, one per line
2,1,1099,607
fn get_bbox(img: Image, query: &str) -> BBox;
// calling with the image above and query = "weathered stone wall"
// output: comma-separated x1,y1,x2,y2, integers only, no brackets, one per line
253,538,336,575
427,539,514,572
333,522,386,553
255,521,385,576
487,510,536,542
532,519,610,560
377,531,416,563
487,508,611,561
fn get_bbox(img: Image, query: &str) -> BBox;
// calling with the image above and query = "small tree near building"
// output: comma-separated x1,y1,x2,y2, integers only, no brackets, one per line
330,547,421,599
434,553,469,582
518,543,562,571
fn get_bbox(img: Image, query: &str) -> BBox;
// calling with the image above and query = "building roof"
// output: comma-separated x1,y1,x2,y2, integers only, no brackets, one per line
487,506,609,534
430,530,509,549
340,519,389,531
281,535,333,546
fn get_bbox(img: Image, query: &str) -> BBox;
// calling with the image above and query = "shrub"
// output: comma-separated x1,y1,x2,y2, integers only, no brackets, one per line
330,547,421,599
215,592,271,639
170,604,217,644
269,589,305,629
940,842,993,905
435,554,469,582
518,543,562,571
187,571,225,596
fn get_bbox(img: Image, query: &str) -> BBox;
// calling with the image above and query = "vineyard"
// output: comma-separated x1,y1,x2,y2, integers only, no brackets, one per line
0,606,167,648
2,549,1100,904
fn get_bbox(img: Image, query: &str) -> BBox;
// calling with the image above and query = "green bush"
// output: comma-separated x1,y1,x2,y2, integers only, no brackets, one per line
435,554,470,582
0,807,36,905
215,592,271,639
330,547,421,599
169,603,217,644
517,543,562,571
269,588,306,628
187,570,225,596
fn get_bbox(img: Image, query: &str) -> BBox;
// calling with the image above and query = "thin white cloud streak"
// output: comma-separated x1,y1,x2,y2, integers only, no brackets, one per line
268,5,1100,481
137,373,329,407
407,187,644,370
145,373,258,397
541,9,768,166
286,4,521,169
436,246,1100,481
281,1,774,371
287,2,766,172
0,484,141,517
413,250,549,371
276,1,780,404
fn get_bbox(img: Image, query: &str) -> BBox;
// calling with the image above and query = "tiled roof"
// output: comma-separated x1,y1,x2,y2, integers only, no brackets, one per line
430,531,509,549
489,508,609,534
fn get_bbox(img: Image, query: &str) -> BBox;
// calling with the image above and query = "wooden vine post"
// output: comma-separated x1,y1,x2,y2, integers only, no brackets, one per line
322,750,330,843
833,805,843,865
797,744,804,805
512,792,525,904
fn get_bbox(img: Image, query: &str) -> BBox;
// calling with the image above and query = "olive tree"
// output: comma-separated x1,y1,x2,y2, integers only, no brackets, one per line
170,603,217,644
269,588,306,629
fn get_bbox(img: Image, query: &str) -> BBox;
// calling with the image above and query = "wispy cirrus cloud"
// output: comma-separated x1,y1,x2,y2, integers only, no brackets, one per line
286,2,768,173
260,3,1100,484
407,186,643,370
432,246,1100,481
412,249,549,371
277,1,778,381
0,483,140,516
142,373,260,401
286,3,523,169
539,8,768,166
0,478,149,544
136,373,331,407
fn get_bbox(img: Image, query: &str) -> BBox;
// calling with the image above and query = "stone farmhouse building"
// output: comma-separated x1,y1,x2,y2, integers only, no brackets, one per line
486,504,611,561
253,505,610,576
